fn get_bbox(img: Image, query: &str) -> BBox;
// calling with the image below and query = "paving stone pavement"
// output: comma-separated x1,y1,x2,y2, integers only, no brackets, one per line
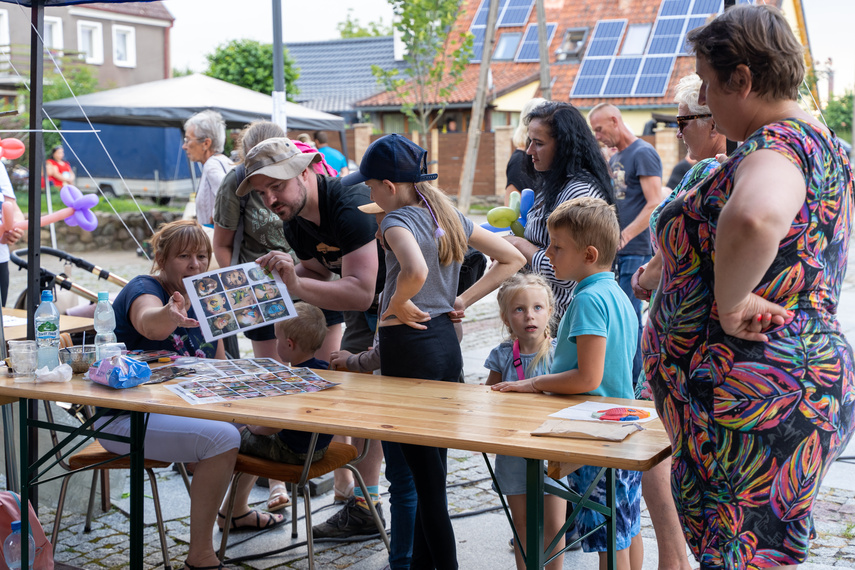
8,229,855,568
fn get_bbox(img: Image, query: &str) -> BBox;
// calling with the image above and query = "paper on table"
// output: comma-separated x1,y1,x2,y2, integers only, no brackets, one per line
2,316,27,327
182,261,297,343
549,401,658,423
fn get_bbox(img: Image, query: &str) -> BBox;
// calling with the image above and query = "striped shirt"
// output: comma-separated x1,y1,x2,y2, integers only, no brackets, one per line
523,177,609,320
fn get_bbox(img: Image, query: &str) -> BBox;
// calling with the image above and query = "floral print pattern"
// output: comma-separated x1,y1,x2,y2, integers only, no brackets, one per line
643,120,855,569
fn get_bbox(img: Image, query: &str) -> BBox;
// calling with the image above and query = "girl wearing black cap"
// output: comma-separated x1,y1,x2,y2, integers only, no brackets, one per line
345,134,525,569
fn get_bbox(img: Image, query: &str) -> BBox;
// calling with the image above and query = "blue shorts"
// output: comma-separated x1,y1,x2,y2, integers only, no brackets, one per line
491,455,563,496
567,466,641,553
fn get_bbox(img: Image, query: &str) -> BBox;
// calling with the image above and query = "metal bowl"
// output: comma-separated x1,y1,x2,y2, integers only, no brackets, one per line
59,346,98,374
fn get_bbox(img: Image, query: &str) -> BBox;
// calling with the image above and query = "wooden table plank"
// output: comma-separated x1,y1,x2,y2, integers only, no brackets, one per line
0,370,671,472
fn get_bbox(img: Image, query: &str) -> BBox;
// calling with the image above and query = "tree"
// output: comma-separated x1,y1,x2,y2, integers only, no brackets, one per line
205,39,299,99
824,91,853,143
371,0,473,140
337,9,393,38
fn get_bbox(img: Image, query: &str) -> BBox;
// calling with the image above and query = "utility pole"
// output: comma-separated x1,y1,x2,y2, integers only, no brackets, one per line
457,0,500,214
535,0,551,100
271,0,287,131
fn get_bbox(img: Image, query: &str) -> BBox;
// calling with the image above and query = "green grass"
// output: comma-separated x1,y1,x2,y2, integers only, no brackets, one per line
844,522,855,540
15,193,183,214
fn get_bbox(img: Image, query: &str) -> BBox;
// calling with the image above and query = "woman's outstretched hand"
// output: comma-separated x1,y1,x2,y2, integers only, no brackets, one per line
717,292,791,342
167,291,199,328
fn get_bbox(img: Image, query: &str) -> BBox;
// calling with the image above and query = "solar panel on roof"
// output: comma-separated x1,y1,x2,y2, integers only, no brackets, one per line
648,17,686,54
587,20,626,57
470,27,486,62
633,56,675,95
603,57,642,96
516,22,557,62
571,57,612,97
681,16,709,53
499,0,534,27
661,0,691,16
691,0,721,14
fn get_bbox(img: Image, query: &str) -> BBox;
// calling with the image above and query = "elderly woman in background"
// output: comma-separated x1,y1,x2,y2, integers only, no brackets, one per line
95,220,283,569
184,110,232,228
504,101,614,322
631,72,727,570
643,5,854,569
504,97,546,205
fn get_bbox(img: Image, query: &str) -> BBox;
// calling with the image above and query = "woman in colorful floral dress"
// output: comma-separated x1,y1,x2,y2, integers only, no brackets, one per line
643,5,855,569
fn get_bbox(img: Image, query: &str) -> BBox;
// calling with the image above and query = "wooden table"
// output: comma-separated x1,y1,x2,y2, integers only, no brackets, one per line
0,370,671,569
2,307,95,341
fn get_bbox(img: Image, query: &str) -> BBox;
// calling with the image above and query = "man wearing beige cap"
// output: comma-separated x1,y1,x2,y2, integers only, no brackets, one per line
238,137,388,539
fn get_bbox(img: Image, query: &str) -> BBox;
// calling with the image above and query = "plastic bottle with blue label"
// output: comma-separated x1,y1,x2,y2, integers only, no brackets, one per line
3,520,35,569
35,290,60,370
93,291,117,360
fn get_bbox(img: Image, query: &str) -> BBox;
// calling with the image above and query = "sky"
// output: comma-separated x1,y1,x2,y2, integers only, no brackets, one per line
162,0,854,102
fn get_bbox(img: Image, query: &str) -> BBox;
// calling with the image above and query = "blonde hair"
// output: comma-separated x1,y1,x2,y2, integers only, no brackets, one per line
413,181,468,265
547,197,619,268
496,273,555,376
512,97,547,149
275,302,327,353
150,220,211,274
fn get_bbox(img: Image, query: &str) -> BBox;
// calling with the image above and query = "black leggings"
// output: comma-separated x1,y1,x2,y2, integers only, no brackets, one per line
0,261,9,307
379,315,461,570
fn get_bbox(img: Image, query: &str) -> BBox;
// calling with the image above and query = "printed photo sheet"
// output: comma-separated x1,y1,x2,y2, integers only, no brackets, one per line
164,357,338,405
182,262,297,342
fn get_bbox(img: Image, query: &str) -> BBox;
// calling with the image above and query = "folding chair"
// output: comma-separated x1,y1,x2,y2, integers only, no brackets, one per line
218,435,389,569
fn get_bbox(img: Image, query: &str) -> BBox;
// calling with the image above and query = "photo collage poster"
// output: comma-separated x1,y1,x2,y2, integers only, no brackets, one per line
183,262,296,343
165,357,339,405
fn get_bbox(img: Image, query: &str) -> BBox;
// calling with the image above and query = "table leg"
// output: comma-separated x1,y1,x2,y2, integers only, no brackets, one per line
2,404,18,493
525,458,545,570
606,468,616,570
129,411,145,569
18,398,30,569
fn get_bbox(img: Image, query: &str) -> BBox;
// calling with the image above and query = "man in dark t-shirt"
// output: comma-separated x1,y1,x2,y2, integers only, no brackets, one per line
236,137,387,540
589,104,662,383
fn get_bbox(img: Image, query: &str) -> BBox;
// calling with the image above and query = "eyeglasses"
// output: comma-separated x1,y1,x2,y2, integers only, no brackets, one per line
676,114,712,134
183,136,206,144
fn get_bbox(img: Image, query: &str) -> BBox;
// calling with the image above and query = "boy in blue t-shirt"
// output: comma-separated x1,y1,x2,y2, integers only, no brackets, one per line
492,196,642,568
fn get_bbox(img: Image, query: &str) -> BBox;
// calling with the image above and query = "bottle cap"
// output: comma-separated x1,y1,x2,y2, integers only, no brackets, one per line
10,520,20,531
40,290,53,302
98,292,109,302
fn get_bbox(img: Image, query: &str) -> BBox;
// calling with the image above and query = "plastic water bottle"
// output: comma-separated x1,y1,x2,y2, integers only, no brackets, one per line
93,291,117,360
35,290,60,370
3,520,35,569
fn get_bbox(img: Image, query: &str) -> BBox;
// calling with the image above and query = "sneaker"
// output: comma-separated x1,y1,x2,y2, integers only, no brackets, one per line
312,496,385,538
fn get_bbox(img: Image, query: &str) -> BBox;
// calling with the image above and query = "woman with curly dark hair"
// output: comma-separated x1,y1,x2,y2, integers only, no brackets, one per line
504,101,614,321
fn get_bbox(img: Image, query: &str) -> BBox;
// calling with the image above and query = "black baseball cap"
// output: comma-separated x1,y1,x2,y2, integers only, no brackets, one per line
341,134,438,186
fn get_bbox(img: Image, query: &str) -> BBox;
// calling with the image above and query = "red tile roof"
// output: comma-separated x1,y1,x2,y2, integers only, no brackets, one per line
356,0,713,110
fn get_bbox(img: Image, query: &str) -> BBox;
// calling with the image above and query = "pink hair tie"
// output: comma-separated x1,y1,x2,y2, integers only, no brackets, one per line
415,189,445,238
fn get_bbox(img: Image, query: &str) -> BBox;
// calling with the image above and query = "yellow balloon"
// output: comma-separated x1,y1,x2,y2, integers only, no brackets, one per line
508,191,520,213
487,206,518,229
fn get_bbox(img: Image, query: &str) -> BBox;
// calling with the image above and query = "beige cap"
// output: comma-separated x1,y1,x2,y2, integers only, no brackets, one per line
357,202,384,214
236,137,322,197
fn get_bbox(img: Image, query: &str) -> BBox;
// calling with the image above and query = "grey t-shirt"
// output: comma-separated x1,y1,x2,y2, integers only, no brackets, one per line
380,206,474,319
609,138,662,256
213,168,291,263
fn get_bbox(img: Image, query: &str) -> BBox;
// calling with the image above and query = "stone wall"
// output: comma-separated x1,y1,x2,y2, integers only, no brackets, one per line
18,210,181,252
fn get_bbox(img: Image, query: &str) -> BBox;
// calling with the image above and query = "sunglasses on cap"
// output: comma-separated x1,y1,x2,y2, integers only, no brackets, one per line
676,114,712,134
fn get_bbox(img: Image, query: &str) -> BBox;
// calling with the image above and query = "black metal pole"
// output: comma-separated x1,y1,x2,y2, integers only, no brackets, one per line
26,0,44,511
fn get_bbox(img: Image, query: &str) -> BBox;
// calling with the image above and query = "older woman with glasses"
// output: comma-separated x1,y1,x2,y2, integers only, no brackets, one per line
628,72,726,570
183,109,233,228
642,6,854,568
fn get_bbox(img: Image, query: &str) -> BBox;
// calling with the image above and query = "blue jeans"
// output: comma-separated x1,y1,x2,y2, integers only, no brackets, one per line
382,440,417,570
616,254,650,385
